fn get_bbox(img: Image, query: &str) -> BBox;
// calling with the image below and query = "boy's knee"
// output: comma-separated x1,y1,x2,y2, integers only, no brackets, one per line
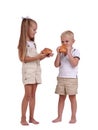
69,95,76,100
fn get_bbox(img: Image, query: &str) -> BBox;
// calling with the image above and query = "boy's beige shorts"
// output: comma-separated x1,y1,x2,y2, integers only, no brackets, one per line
55,77,78,95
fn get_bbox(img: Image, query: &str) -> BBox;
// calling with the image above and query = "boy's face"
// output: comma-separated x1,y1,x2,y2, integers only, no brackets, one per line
61,35,74,46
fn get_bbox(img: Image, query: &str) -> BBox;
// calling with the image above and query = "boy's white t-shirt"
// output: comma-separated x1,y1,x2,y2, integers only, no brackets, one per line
58,48,80,78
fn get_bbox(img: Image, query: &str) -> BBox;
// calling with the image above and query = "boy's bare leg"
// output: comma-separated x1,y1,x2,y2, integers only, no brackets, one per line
52,95,66,123
69,95,77,123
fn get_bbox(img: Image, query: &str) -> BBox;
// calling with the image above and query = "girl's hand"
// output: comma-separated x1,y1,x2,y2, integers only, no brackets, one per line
36,53,46,60
46,53,54,57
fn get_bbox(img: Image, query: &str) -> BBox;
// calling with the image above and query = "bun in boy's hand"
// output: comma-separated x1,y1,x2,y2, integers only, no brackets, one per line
41,48,52,56
59,44,67,54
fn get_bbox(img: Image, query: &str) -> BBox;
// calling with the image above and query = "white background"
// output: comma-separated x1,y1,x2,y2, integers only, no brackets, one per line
0,0,98,130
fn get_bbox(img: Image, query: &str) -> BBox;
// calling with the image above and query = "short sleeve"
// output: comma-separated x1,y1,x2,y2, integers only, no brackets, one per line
72,49,80,59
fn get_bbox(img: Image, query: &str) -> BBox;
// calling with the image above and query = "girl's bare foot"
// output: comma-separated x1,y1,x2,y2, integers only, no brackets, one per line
29,118,39,124
52,117,62,123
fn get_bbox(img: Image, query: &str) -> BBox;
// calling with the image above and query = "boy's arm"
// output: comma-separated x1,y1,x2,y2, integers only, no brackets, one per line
67,45,80,67
54,53,61,67
67,53,80,67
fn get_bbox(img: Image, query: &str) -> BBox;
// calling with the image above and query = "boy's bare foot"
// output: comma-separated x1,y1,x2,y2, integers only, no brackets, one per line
52,117,62,123
29,118,39,124
21,120,29,125
69,118,76,124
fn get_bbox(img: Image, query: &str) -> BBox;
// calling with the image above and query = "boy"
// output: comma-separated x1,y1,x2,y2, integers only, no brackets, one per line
52,30,80,123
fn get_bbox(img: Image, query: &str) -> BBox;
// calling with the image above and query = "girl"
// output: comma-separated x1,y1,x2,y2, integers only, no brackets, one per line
18,18,49,125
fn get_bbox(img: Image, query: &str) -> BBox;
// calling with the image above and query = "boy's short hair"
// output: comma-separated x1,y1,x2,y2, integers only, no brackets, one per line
61,30,74,40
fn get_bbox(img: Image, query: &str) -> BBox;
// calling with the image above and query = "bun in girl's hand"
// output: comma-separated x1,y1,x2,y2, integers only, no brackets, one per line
41,48,53,56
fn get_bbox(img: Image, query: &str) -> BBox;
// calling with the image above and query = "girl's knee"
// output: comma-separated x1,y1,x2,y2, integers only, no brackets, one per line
25,94,35,101
24,95,31,101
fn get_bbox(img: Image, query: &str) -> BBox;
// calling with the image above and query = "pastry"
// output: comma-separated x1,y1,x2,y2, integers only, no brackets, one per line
59,44,67,54
41,48,52,56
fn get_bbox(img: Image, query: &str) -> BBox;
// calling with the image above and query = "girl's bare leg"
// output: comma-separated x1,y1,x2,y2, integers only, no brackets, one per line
21,85,31,125
29,84,39,124
52,95,66,123
69,95,77,123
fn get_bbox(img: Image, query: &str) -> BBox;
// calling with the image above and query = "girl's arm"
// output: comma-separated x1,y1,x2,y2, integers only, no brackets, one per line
23,53,46,63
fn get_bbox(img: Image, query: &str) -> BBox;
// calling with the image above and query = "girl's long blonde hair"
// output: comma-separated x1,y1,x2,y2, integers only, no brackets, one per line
17,18,37,61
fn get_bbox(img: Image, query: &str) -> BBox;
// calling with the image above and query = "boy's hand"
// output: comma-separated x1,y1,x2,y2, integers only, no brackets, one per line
56,46,61,54
66,44,72,54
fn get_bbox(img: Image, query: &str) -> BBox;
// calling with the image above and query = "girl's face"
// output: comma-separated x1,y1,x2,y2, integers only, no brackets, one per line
27,22,37,40
61,35,74,46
